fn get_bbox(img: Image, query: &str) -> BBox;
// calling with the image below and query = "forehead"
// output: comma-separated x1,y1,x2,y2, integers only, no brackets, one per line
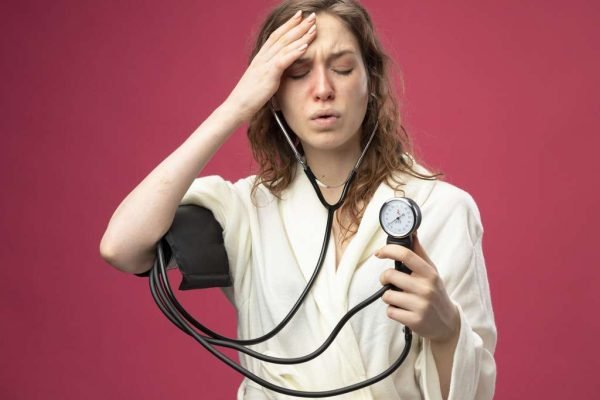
302,12,362,60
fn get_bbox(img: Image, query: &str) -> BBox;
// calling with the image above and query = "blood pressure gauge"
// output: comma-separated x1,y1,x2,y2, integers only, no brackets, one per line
379,197,422,274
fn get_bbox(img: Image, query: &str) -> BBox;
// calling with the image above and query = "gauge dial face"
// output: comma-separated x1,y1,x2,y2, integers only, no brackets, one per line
380,198,416,238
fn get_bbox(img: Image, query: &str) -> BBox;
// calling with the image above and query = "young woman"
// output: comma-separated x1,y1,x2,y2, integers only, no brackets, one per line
100,1,496,399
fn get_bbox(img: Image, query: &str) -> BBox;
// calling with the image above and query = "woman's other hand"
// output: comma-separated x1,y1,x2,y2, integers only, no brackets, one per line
225,11,317,123
377,235,460,344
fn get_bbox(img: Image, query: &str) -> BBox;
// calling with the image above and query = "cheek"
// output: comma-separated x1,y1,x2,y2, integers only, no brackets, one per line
274,84,290,111
345,79,369,123
277,85,303,117
276,89,307,136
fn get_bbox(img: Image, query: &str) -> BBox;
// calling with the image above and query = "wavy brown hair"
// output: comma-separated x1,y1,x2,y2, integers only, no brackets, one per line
248,0,438,239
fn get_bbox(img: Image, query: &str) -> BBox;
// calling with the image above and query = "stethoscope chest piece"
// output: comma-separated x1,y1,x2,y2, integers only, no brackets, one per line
379,197,422,274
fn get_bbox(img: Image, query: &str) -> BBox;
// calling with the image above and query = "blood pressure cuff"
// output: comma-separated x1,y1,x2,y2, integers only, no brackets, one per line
135,205,232,290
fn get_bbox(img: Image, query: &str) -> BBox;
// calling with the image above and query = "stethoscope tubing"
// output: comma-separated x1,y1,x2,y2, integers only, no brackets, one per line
151,206,336,345
150,244,413,398
151,239,398,365
147,111,413,397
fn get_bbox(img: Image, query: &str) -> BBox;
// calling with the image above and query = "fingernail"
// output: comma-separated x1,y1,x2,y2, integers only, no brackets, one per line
308,25,316,34
293,10,302,19
308,12,316,21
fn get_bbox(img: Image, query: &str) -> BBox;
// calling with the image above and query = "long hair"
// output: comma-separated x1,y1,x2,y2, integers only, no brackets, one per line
248,0,438,240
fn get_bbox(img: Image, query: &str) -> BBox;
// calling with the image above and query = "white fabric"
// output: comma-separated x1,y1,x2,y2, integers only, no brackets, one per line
180,165,496,399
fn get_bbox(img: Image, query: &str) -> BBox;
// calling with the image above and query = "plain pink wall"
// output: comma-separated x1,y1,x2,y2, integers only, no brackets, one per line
1,0,599,398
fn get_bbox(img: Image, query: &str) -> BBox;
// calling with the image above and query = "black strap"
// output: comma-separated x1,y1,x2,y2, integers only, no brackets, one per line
136,205,232,290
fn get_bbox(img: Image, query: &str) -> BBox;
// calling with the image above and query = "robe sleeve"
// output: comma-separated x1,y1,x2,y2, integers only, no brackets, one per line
179,175,253,303
415,190,497,400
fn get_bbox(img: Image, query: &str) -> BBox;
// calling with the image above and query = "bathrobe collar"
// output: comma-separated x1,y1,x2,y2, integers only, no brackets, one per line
279,162,437,288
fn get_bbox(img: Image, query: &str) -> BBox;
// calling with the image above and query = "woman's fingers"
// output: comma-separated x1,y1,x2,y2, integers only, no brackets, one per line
263,10,303,49
224,12,316,122
382,289,425,312
379,268,422,293
381,291,428,328
376,244,436,278
264,12,317,62
385,305,419,327
412,234,437,271
376,238,459,341
272,26,317,71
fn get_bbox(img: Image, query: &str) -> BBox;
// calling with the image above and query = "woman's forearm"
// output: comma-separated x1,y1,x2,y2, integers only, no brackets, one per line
430,318,460,400
99,100,244,274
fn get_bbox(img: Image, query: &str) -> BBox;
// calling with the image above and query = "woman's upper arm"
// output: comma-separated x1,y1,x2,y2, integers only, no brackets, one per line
179,175,254,286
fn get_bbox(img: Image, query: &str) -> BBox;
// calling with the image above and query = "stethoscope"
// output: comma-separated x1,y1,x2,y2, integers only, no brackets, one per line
148,108,422,397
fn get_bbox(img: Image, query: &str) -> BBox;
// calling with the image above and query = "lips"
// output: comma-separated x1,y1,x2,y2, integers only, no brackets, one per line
310,110,341,120
309,110,341,129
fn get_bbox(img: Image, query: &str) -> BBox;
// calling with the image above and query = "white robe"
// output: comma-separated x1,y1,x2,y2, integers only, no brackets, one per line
180,165,496,399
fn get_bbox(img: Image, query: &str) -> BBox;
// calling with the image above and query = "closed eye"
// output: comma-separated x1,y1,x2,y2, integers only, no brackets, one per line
287,68,354,80
288,71,309,80
335,69,353,76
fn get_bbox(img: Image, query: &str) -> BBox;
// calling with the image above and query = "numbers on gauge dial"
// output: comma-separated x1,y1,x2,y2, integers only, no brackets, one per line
381,200,415,237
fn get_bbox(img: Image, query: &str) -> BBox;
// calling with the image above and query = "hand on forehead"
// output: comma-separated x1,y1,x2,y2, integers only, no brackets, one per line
299,12,362,64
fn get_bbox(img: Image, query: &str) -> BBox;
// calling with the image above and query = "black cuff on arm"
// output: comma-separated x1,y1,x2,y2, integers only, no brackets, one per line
135,205,232,290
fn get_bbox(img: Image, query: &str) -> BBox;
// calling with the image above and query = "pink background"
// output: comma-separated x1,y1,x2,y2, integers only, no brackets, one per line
1,0,599,398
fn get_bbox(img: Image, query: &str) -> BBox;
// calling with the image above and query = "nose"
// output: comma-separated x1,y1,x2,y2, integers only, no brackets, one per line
311,67,335,102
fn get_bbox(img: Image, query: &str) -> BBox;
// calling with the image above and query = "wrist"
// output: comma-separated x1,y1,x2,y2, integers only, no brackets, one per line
202,101,246,138
432,303,461,345
221,95,256,125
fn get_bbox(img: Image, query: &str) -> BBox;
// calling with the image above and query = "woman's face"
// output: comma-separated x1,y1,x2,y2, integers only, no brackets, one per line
275,12,369,155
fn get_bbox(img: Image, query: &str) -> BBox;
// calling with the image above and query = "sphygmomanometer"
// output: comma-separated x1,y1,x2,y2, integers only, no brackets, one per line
139,109,422,397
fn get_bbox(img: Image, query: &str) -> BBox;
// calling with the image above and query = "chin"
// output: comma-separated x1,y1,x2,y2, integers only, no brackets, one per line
301,130,358,153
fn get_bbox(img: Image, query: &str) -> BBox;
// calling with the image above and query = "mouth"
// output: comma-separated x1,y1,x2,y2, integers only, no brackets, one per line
310,110,341,120
310,110,341,128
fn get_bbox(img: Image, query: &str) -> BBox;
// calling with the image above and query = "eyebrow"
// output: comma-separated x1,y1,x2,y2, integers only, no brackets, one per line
292,50,357,66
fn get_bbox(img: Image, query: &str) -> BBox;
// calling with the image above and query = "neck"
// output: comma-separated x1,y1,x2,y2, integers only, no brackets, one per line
303,142,361,189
